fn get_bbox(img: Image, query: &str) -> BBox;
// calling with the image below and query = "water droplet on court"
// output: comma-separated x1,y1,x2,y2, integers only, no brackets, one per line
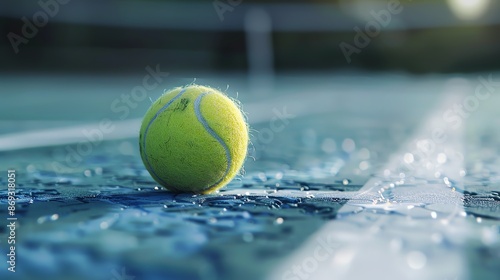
100,221,109,230
407,251,426,269
321,138,336,154
94,167,103,175
26,164,36,173
359,161,370,170
437,153,447,164
242,232,254,242
383,169,391,177
342,138,355,153
257,173,267,182
404,153,414,164
274,217,284,225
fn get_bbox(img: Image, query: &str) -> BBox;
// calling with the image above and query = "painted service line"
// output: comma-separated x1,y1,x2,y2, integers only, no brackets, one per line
0,92,336,152
267,91,468,280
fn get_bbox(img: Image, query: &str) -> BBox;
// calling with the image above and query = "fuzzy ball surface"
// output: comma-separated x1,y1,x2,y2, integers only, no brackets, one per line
139,85,249,194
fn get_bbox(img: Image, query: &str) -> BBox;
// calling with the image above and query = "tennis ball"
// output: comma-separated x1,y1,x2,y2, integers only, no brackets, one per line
139,84,248,194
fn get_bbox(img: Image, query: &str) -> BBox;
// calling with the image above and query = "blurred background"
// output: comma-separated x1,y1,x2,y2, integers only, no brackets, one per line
1,0,500,75
1,1,500,280
2,0,500,125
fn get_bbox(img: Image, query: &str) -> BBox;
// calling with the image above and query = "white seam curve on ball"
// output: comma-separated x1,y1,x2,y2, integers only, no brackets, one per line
142,89,186,191
194,92,232,191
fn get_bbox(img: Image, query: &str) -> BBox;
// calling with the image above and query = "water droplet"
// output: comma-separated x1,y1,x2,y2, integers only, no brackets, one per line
242,232,254,242
84,170,92,177
359,161,370,170
274,217,284,225
430,212,437,219
100,221,109,230
342,179,351,185
443,177,450,186
26,164,36,173
342,138,355,153
94,167,103,175
321,138,336,154
38,214,59,224
257,173,267,182
404,153,414,164
407,251,426,269
437,153,447,164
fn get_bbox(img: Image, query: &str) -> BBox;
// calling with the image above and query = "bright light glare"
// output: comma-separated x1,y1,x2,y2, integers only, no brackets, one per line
447,0,491,20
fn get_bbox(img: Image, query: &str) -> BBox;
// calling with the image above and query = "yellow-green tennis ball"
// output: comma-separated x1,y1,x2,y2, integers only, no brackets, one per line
139,84,248,194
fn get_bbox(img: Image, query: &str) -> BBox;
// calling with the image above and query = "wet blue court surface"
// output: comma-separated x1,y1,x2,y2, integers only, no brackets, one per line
0,74,499,280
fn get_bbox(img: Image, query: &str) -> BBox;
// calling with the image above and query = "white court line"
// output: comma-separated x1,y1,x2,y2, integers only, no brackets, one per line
266,91,469,280
0,92,339,152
